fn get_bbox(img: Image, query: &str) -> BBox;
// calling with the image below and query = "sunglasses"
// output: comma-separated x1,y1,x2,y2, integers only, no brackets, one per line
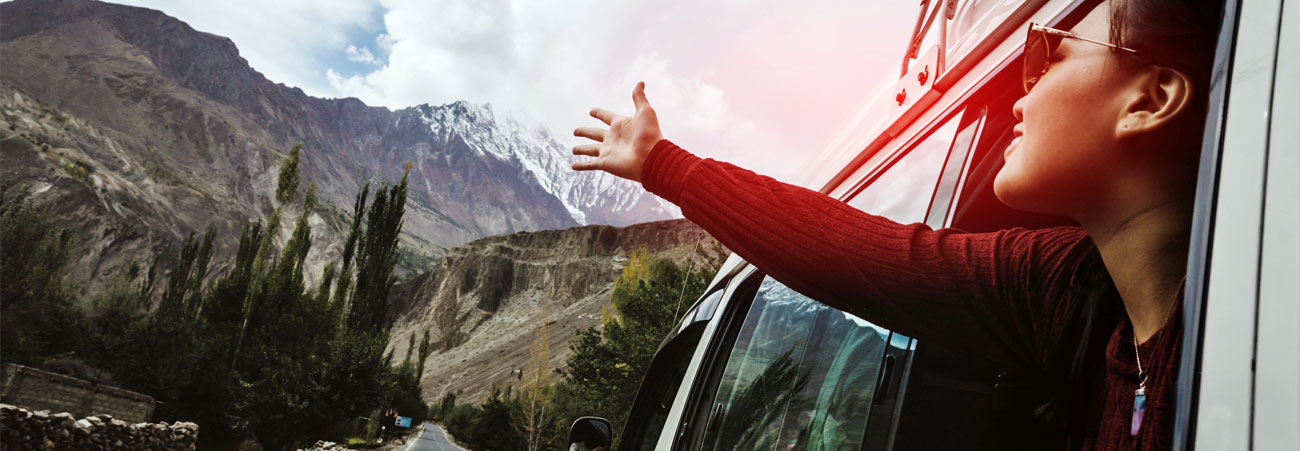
1022,22,1140,93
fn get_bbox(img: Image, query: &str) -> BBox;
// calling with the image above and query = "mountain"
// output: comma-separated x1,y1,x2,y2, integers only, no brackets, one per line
0,0,676,292
383,219,727,405
412,101,680,226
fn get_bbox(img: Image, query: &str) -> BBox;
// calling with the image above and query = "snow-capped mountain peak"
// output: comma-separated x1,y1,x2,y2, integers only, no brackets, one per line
415,101,680,226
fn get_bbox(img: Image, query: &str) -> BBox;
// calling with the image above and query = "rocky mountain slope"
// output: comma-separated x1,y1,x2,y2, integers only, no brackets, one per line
0,0,675,292
384,219,727,405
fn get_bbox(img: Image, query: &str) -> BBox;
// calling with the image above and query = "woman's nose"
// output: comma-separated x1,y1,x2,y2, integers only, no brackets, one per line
1012,94,1027,122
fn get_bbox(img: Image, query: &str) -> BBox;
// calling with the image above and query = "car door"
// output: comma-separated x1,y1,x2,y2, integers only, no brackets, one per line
660,101,977,451
1177,0,1300,449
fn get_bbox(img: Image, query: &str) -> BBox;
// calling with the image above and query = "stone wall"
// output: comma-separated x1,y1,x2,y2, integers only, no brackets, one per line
1,364,155,423
0,403,198,450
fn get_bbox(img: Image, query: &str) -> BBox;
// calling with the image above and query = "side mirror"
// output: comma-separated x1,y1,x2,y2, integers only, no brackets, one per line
567,416,612,451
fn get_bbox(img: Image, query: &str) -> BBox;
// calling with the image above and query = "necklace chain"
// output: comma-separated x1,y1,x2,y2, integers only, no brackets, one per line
1132,336,1149,388
1132,275,1188,389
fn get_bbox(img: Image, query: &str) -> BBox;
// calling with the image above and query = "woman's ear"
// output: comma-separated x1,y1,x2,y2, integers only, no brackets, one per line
1116,67,1195,139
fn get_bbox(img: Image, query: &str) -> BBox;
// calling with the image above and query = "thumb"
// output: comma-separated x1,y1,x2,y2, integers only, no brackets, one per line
632,81,649,111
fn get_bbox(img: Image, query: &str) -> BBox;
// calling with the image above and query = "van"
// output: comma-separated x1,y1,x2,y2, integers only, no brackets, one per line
570,0,1298,449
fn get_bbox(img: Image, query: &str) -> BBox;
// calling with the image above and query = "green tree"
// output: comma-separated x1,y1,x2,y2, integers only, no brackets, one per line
0,189,80,367
0,146,426,450
549,246,717,446
416,328,432,378
346,164,409,334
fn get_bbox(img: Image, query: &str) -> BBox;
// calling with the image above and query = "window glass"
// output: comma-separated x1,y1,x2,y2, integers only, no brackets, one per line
621,322,707,451
848,116,961,224
698,276,891,451
925,110,985,227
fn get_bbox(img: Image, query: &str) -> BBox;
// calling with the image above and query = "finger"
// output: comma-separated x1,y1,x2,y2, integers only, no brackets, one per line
573,127,606,142
571,158,603,171
572,144,600,157
632,81,649,111
590,108,620,126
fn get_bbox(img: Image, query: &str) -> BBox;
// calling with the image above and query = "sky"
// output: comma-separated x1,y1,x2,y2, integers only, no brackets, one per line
114,0,917,183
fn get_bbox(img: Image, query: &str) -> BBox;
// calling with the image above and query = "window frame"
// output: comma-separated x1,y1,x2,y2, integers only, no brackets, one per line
668,267,765,450
620,281,732,450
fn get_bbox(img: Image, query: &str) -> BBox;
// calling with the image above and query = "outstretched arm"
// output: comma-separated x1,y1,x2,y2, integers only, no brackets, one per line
571,83,1091,367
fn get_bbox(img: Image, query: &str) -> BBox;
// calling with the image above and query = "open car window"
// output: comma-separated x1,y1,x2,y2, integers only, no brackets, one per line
697,276,891,451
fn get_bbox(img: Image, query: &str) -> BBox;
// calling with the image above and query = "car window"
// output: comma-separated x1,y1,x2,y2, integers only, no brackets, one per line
847,113,961,224
697,276,892,451
621,285,728,451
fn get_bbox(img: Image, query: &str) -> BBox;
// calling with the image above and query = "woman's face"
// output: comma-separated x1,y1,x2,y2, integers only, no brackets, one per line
994,3,1141,216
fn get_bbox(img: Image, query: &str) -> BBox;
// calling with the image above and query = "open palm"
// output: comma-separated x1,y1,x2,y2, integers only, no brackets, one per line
571,82,663,183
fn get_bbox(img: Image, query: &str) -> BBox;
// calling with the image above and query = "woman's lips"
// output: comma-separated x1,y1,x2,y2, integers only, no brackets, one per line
1005,136,1022,159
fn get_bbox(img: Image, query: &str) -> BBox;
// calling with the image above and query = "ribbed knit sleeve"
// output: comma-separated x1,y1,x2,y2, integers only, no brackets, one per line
641,139,1095,368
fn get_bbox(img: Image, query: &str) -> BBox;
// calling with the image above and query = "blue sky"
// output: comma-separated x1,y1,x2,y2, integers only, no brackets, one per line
113,0,916,183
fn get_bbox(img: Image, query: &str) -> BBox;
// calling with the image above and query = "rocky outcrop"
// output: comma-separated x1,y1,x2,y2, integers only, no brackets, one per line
386,219,727,404
0,403,197,450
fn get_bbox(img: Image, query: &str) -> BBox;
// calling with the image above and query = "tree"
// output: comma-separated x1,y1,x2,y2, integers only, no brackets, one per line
0,146,424,449
549,246,717,446
158,227,214,319
514,306,553,451
346,164,409,334
416,328,432,380
0,189,79,367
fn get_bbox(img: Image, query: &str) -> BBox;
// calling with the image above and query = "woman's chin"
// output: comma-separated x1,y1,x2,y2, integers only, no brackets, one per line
993,173,1044,213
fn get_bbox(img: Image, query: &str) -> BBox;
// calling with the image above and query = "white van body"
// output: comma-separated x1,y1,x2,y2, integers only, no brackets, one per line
612,0,1299,449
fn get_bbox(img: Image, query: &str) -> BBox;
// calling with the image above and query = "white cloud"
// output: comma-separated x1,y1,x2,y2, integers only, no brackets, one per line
115,0,381,95
375,33,396,54
114,0,917,184
327,0,915,183
345,45,380,64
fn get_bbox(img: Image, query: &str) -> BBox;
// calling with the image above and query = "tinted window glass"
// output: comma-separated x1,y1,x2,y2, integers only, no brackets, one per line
621,321,708,451
698,277,891,451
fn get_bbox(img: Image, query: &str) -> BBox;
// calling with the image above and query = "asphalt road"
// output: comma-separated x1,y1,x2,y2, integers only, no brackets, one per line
403,423,466,451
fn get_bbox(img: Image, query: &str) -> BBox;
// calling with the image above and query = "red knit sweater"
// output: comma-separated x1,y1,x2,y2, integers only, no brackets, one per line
639,139,1181,450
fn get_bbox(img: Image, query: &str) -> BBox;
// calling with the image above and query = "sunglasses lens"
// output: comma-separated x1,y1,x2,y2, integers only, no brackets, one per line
1023,30,1050,92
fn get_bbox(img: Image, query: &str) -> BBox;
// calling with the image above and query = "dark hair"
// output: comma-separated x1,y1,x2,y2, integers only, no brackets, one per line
1110,0,1225,155
1035,1,1224,444
1036,245,1123,447
1109,0,1223,83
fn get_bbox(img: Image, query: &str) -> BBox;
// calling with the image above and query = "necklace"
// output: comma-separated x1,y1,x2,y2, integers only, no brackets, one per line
1130,334,1150,436
1130,275,1187,437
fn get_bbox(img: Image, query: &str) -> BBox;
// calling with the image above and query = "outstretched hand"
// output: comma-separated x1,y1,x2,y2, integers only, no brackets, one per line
571,82,663,183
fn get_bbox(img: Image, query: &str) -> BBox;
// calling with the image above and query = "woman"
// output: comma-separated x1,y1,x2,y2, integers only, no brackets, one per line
570,0,1221,449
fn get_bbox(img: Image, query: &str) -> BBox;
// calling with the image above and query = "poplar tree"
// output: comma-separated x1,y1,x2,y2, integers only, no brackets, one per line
346,164,409,334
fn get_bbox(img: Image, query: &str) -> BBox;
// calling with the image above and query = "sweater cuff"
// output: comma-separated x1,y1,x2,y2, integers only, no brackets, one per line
641,139,703,204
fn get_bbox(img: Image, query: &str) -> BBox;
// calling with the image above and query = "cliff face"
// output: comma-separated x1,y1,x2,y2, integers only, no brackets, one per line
385,219,727,404
0,0,674,292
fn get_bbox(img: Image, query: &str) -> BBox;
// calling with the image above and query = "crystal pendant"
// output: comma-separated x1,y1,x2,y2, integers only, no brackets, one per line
1131,386,1147,436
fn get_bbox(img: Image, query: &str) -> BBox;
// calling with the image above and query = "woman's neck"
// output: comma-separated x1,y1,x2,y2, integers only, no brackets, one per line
1081,200,1192,343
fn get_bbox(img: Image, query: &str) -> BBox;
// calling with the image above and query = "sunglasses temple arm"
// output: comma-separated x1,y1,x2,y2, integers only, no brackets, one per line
1040,27,1139,53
